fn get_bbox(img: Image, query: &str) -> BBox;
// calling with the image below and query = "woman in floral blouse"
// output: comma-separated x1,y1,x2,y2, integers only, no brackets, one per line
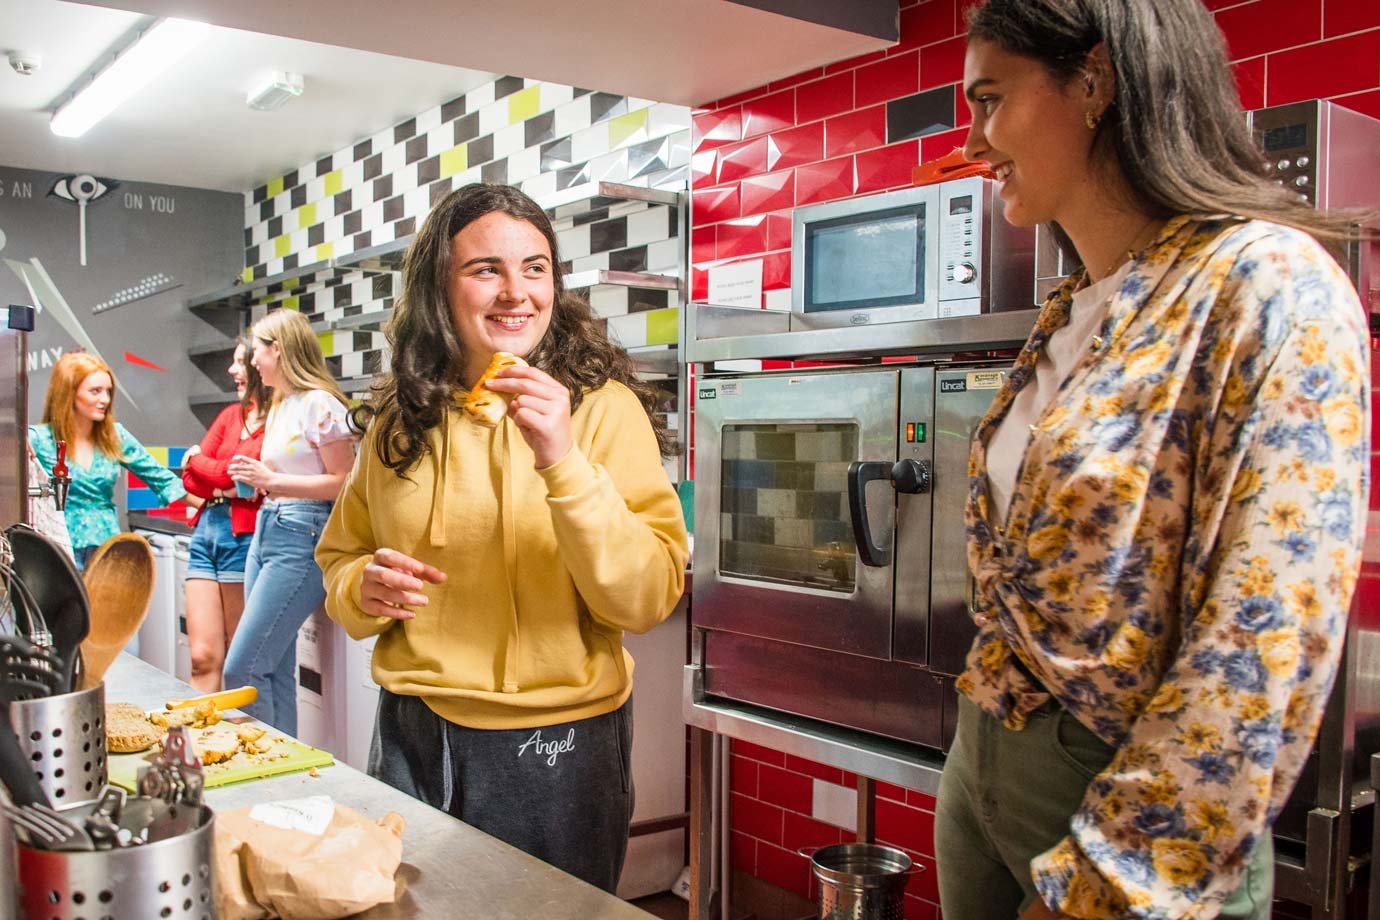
937,2,1372,919
29,352,190,569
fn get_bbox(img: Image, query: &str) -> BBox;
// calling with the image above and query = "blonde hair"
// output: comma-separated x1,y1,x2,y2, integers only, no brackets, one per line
42,352,120,458
252,310,347,409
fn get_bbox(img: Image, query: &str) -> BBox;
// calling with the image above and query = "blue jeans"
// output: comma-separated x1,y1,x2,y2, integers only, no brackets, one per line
223,500,332,735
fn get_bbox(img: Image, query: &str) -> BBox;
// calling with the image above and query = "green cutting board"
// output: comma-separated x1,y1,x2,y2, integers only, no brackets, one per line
107,734,334,793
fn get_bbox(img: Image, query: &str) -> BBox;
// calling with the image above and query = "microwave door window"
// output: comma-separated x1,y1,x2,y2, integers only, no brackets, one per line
806,207,924,313
719,423,859,592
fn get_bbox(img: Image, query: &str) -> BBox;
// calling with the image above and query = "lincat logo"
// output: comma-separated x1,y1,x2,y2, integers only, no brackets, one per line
940,379,967,393
698,387,717,400
849,313,871,325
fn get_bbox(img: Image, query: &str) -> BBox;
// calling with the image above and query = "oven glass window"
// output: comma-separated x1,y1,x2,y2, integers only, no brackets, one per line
719,423,858,592
804,204,924,313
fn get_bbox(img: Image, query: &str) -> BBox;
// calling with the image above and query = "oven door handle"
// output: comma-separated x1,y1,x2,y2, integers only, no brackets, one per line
847,461,894,567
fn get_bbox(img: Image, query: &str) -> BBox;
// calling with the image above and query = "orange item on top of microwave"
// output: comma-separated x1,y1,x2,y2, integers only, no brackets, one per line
912,147,996,186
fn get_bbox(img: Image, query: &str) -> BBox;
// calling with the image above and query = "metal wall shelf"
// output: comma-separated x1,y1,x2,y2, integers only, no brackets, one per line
626,344,678,376
187,340,239,358
565,269,679,293
335,237,412,273
541,180,680,221
188,391,237,407
186,260,349,311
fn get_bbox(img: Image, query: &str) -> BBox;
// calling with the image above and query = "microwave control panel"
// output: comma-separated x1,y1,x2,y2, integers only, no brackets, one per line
937,178,984,311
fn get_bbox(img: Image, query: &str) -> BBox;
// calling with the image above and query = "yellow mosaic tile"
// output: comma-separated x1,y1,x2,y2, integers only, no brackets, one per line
609,109,649,149
298,203,316,230
508,85,540,123
317,331,334,356
645,307,679,346
315,242,334,261
241,268,253,283
440,144,467,178
267,176,284,198
274,235,291,258
324,170,343,197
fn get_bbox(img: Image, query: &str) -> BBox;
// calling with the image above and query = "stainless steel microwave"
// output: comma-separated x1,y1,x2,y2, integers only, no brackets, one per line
790,176,1035,329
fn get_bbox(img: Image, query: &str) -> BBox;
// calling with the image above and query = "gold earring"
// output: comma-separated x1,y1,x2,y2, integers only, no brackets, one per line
1085,111,1101,130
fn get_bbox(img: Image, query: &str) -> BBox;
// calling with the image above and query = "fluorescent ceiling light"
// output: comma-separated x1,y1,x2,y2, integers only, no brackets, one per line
50,18,211,138
246,71,305,111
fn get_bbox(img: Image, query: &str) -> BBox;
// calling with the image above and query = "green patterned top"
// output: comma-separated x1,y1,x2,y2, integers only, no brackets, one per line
28,423,186,551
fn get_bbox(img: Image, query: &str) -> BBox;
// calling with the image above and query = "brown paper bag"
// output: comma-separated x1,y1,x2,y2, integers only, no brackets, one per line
215,798,405,920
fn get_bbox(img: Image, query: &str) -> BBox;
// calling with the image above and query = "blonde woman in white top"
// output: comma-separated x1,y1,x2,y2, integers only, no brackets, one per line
224,310,354,733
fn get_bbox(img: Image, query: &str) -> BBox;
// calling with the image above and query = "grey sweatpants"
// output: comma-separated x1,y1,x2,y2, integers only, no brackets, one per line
368,689,635,893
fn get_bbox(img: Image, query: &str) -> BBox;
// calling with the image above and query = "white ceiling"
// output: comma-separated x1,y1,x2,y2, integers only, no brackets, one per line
0,0,894,194
0,0,499,192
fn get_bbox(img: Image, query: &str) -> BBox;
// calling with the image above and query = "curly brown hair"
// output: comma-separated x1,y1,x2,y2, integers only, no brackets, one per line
351,182,674,475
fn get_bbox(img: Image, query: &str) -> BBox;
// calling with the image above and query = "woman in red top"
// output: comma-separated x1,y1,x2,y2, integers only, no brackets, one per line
181,338,270,691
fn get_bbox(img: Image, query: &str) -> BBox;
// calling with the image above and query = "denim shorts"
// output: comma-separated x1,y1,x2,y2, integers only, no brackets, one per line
186,503,251,583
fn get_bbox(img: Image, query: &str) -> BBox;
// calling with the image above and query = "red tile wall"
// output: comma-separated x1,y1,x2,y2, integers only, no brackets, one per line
691,1,1380,916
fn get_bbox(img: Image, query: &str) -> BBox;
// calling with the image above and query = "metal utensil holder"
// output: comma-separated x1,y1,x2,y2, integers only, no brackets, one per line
8,683,106,805
16,803,215,920
804,843,920,920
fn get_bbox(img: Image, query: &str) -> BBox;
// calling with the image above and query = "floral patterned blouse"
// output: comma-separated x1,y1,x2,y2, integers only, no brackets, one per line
28,422,186,551
958,215,1369,918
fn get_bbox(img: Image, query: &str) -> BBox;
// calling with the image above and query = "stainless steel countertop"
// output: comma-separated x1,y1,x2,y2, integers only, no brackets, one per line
105,654,652,919
126,510,194,537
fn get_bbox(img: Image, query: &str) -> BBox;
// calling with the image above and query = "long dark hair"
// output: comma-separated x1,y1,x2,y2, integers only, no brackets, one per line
351,182,674,474
235,335,271,424
966,0,1374,262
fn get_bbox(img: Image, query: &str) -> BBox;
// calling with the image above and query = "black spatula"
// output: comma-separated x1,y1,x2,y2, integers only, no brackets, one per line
5,525,89,693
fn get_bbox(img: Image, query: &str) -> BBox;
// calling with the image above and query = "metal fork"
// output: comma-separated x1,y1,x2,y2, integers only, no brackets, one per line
1,802,95,851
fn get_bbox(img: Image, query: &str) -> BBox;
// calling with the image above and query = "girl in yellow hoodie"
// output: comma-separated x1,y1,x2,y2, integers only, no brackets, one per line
315,183,687,892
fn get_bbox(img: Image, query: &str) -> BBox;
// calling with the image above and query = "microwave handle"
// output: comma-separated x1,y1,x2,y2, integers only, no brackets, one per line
848,461,893,567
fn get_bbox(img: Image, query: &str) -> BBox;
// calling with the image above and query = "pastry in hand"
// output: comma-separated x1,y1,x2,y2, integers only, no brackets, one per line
464,352,528,426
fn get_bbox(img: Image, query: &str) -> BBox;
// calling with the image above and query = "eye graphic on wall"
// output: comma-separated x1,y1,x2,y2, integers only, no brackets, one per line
49,173,117,268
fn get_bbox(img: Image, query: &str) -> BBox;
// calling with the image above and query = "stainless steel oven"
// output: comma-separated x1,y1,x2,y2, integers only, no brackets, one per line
693,362,1008,748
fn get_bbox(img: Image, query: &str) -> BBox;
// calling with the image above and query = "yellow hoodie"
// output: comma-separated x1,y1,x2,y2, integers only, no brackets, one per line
316,380,688,729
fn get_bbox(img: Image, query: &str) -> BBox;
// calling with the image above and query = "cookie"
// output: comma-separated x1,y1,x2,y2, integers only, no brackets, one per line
106,702,159,753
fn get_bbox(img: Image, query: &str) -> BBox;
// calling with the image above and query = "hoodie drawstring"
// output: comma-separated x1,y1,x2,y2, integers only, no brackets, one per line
500,420,521,693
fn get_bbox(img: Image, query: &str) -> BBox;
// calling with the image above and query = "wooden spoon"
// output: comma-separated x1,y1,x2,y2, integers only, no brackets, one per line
80,533,155,689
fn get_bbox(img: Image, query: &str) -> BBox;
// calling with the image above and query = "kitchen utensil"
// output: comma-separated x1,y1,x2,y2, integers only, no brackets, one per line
0,546,52,650
9,680,107,805
799,843,922,920
4,524,89,692
165,684,257,712
0,634,67,808
82,785,126,849
1,802,93,852
16,799,216,919
139,727,205,840
78,532,155,689
139,726,204,804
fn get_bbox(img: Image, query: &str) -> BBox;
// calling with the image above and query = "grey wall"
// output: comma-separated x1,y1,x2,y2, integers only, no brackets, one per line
0,165,241,446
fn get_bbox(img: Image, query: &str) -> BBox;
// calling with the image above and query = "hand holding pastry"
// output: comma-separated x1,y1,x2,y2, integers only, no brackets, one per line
482,364,573,469
464,352,528,426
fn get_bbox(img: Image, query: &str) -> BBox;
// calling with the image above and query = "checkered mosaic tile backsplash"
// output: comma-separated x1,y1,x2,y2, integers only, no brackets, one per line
237,75,691,413
242,79,689,280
